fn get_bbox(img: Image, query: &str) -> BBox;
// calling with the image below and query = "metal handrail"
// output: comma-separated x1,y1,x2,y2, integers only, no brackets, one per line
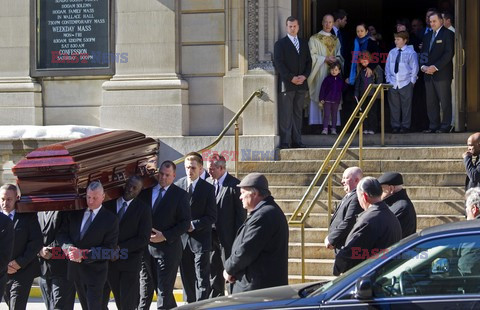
173,89,264,177
288,83,392,282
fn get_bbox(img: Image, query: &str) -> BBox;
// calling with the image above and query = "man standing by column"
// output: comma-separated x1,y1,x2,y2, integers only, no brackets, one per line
1,184,42,310
274,16,312,149
176,153,217,302
207,154,246,297
420,12,455,133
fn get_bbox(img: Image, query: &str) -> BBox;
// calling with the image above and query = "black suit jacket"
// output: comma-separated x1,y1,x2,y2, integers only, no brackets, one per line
328,190,363,250
138,184,191,257
38,211,68,277
383,189,417,238
175,177,217,253
207,173,246,258
274,36,312,92
9,212,42,281
225,196,289,293
104,197,152,271
0,213,14,280
334,201,402,275
419,26,455,81
58,207,119,285
464,156,480,190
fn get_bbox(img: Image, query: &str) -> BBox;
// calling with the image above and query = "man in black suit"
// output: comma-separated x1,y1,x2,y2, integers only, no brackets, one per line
420,11,455,133
138,160,191,309
38,210,75,310
224,173,289,293
334,177,402,274
176,153,217,302
274,16,312,149
102,176,151,310
1,184,42,310
58,181,119,310
463,132,480,190
206,154,246,297
0,210,14,302
458,187,480,276
378,172,417,238
325,167,363,264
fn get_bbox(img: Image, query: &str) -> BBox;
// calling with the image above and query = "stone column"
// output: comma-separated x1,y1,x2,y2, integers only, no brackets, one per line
101,0,189,136
0,0,42,125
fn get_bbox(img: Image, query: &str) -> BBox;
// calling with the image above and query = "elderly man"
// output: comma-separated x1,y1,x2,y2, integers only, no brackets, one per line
58,181,119,309
457,188,480,278
1,184,42,310
325,167,363,255
307,14,343,130
463,132,480,190
207,154,246,297
378,172,417,238
334,177,402,275
223,173,288,293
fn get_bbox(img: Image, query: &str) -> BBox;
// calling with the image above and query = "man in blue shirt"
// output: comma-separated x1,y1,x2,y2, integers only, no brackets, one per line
385,31,419,133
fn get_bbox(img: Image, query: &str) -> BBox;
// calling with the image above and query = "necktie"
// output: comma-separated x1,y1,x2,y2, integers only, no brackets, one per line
117,201,127,220
293,37,300,53
80,210,93,239
394,49,402,74
44,211,50,226
8,213,14,221
429,31,436,52
188,183,193,196
214,180,219,197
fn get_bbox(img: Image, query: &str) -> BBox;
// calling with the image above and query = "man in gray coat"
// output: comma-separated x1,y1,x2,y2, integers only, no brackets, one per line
223,173,289,293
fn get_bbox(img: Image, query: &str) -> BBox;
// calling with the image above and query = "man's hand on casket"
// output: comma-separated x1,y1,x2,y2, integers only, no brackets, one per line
7,260,21,274
39,247,53,260
150,228,166,243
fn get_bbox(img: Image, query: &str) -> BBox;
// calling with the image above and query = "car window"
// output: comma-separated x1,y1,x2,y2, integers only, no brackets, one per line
371,233,480,297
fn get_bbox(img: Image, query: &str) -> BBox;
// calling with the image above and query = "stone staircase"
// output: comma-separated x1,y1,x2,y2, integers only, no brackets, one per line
238,136,468,284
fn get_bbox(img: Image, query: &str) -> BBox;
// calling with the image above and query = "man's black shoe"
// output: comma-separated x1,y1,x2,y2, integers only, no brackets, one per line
435,128,449,133
392,127,400,133
291,143,307,148
400,127,410,133
423,128,436,133
279,143,290,149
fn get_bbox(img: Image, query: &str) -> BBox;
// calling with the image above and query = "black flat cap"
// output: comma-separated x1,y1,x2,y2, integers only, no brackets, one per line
238,173,269,191
378,172,403,185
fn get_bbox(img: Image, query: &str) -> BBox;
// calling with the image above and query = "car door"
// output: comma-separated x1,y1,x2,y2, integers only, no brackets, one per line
321,231,480,309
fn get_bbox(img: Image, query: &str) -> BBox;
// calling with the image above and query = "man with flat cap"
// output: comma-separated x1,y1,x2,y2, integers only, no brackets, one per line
223,173,289,293
378,172,417,238
334,177,402,275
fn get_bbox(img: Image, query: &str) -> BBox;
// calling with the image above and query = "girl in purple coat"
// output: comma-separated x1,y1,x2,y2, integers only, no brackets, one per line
319,62,346,135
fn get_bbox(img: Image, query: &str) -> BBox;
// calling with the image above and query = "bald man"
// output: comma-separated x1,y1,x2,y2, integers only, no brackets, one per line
463,133,480,190
325,167,363,256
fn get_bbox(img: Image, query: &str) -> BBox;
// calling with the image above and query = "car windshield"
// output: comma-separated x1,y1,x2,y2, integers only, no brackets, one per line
308,232,419,296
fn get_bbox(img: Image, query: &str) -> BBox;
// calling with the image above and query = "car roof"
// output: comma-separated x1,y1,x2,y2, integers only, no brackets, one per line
419,218,480,236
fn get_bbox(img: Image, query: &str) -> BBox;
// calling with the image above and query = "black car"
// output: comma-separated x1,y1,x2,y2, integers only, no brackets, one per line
177,220,480,309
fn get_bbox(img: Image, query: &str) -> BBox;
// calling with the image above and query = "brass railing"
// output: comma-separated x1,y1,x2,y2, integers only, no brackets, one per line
173,89,265,177
288,83,392,282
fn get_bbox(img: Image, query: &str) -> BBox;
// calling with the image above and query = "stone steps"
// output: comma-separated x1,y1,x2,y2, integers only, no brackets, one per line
269,186,465,200
239,160,465,173
279,199,465,215
240,172,465,187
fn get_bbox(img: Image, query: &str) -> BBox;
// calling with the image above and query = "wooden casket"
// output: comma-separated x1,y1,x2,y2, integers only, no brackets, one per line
12,130,158,212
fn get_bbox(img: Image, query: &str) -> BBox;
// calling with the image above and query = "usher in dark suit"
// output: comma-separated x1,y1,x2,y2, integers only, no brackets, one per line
58,207,119,310
137,183,190,309
4,212,42,310
175,177,217,302
207,172,246,297
0,213,14,302
327,189,363,252
419,26,455,131
224,196,289,293
274,34,312,147
38,211,75,310
103,197,151,310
